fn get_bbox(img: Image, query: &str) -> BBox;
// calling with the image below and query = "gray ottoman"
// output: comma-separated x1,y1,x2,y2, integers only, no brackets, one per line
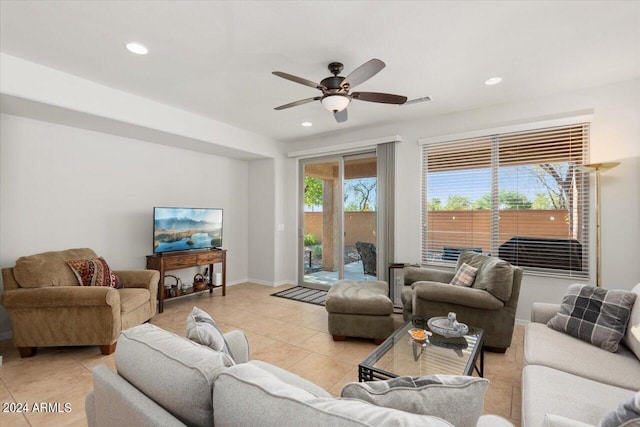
325,280,394,344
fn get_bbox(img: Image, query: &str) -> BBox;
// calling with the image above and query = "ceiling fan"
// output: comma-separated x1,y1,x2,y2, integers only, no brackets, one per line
272,59,407,123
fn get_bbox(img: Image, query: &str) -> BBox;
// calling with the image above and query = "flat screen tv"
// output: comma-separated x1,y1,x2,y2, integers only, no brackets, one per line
153,207,223,254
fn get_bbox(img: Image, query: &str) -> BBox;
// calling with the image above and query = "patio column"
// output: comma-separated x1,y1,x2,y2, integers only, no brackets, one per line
322,176,338,271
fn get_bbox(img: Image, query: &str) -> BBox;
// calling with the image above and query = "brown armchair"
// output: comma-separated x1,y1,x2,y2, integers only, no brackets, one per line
401,251,522,352
1,248,158,357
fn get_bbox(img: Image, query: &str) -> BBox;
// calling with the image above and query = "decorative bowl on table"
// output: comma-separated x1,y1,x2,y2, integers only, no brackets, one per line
427,316,469,338
408,328,431,345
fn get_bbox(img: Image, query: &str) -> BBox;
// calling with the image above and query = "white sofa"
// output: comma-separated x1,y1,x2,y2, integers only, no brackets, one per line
522,283,640,426
86,323,513,427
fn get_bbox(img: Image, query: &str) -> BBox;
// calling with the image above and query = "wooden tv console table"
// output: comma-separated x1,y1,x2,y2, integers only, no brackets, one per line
146,249,226,313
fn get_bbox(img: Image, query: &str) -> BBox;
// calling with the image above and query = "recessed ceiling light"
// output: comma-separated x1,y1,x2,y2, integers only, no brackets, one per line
126,42,148,55
484,77,502,86
301,122,313,127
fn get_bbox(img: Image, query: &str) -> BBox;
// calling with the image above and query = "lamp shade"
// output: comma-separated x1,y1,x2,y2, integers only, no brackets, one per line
321,95,350,112
578,162,620,174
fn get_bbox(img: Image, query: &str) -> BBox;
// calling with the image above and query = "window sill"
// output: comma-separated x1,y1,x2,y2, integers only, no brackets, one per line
420,260,590,281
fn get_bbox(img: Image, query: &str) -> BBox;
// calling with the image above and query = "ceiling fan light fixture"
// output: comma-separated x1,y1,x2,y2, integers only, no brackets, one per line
321,95,350,112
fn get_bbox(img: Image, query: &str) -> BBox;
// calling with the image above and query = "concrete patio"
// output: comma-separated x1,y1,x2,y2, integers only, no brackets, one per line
303,260,377,288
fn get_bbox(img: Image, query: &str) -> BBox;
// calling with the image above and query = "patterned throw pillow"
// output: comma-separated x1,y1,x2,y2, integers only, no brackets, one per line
67,257,121,288
186,307,235,363
547,284,637,352
341,375,489,427
450,263,478,287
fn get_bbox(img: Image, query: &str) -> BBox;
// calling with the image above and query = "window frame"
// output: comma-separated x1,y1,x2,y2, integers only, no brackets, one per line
419,117,591,278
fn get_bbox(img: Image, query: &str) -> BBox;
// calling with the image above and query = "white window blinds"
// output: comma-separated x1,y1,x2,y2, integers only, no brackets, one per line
422,123,590,277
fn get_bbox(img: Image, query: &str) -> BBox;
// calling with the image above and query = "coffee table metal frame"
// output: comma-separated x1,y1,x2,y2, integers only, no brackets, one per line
358,321,485,382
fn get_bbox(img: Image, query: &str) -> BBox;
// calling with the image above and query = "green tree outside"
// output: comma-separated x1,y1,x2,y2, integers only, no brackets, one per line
531,163,574,210
473,190,532,210
444,195,472,210
304,176,323,210
427,197,442,210
531,193,557,209
344,178,376,212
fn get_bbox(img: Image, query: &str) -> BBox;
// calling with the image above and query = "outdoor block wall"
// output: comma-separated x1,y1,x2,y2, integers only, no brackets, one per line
426,209,571,254
304,211,376,246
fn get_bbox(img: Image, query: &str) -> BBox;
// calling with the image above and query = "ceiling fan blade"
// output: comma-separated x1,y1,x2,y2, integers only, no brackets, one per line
274,97,321,110
341,59,385,89
352,92,407,105
334,109,348,123
272,71,326,90
404,96,432,105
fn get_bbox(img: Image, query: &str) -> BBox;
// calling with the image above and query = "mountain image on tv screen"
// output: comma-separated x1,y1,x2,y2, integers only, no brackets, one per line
154,207,222,253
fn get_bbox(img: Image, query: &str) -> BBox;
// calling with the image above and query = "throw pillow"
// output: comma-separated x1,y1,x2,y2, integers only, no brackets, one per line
623,283,640,360
474,257,514,302
450,262,478,287
598,391,640,427
341,375,489,427
186,307,235,363
458,251,515,301
67,257,121,288
547,283,637,352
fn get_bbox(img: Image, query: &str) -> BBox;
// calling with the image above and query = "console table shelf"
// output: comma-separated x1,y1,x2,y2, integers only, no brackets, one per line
146,249,226,313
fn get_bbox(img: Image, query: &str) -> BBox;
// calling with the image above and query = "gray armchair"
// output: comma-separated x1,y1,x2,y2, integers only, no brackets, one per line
401,251,522,352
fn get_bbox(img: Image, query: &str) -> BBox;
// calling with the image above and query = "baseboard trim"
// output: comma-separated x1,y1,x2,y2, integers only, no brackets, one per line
244,278,295,287
273,280,294,287
0,330,13,341
226,279,245,287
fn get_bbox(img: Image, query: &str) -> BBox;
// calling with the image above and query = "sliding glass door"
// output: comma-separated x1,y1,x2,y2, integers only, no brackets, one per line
344,155,378,281
299,153,378,288
301,157,343,287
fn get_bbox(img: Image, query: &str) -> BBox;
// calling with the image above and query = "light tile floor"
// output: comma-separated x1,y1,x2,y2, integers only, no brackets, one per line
0,283,524,426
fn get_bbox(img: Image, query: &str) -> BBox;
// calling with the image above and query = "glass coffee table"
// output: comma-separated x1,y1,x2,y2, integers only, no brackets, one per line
358,319,485,382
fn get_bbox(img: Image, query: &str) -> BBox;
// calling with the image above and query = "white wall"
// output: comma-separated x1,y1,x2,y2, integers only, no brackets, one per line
283,78,640,322
273,155,292,285
247,158,276,285
0,113,250,337
246,156,295,286
0,54,283,160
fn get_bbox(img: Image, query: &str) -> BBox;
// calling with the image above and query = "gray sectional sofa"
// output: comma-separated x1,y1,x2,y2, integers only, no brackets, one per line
86,323,513,427
522,283,640,426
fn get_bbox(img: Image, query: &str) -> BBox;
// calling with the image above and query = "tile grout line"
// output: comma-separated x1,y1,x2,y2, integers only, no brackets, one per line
1,377,33,426
0,283,523,424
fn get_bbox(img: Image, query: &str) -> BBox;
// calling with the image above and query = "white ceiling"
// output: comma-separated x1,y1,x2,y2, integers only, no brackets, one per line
1,1,639,143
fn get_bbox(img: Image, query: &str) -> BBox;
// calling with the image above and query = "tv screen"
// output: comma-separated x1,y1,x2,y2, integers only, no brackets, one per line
153,207,223,254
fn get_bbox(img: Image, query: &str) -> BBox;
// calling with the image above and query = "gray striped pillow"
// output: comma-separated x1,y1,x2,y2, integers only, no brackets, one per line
548,284,636,352
186,307,235,362
598,391,640,427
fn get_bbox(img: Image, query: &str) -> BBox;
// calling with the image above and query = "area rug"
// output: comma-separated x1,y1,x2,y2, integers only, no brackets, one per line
271,286,327,306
